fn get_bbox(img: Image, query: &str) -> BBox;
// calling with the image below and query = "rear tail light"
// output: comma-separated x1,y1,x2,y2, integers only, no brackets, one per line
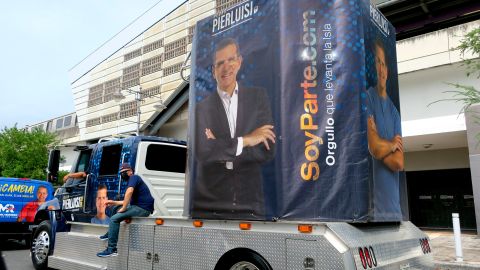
420,238,431,254
358,246,377,269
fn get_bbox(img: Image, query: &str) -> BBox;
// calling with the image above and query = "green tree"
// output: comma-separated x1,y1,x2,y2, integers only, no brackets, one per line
437,28,480,114
0,125,57,180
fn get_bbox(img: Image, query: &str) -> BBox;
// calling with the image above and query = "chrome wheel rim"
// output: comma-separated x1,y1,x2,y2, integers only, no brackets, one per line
32,231,50,263
230,261,259,270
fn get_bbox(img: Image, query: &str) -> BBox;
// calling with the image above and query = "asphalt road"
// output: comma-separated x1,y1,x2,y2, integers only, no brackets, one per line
1,239,35,270
1,237,60,270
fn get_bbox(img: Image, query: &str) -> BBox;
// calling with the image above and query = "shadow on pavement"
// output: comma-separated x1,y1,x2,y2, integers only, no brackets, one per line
0,239,29,251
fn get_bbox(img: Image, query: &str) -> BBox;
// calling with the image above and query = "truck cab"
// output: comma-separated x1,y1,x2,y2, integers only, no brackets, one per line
57,136,186,222
30,136,186,269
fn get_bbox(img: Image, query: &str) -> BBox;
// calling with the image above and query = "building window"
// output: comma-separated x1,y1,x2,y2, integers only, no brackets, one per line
124,48,142,61
64,115,72,127
143,39,164,54
142,55,163,76
164,37,186,61
32,124,44,131
56,118,64,129
163,62,183,76
145,144,186,173
104,77,121,102
122,63,140,89
119,101,137,119
216,0,245,14
88,84,104,107
101,112,118,124
86,117,101,127
99,144,122,176
142,86,162,99
188,26,195,44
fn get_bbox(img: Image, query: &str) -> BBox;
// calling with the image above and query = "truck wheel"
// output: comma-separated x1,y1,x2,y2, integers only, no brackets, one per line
31,220,51,270
216,251,272,270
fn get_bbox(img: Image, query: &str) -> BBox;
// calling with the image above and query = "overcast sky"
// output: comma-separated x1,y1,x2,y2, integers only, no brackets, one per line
0,0,168,129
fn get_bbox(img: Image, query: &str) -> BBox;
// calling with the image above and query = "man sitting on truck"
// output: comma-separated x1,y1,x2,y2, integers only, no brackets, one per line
96,163,154,257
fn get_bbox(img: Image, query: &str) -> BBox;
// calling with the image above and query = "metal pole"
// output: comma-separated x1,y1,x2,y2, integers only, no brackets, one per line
452,213,463,262
136,91,141,136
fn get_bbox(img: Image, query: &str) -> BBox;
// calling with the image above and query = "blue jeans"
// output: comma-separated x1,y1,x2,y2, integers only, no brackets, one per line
106,205,150,251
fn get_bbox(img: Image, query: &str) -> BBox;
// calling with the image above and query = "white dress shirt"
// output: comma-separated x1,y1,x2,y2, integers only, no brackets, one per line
217,83,243,169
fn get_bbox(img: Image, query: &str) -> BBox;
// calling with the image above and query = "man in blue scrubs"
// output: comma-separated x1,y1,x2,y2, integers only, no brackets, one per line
367,40,404,220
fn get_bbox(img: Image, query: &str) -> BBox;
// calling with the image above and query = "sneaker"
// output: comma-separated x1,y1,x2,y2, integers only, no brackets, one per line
98,234,108,241
96,248,117,257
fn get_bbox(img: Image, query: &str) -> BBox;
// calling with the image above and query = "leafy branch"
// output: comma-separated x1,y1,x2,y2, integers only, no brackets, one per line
457,28,480,79
428,83,480,114
428,27,480,147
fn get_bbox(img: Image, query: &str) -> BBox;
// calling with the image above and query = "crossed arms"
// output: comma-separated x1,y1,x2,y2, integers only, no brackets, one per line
367,116,404,171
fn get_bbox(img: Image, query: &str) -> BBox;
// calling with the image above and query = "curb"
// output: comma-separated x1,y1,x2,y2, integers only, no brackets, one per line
435,262,480,270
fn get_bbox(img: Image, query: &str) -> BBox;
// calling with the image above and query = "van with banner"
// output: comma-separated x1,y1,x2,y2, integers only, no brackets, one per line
0,177,55,243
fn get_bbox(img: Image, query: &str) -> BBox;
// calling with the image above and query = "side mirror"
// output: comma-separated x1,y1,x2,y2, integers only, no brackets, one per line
47,149,60,183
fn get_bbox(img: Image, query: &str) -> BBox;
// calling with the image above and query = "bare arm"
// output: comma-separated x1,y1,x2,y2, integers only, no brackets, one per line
383,149,404,171
367,116,404,171
118,187,134,213
63,171,86,182
105,187,134,212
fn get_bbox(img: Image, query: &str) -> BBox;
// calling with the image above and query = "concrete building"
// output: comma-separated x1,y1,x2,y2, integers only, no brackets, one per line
65,0,480,231
25,112,81,171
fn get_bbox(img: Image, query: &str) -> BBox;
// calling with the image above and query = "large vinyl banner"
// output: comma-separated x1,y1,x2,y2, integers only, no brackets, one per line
187,0,404,222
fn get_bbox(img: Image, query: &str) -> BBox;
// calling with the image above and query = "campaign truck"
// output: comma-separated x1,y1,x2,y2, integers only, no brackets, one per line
0,177,54,243
30,0,435,269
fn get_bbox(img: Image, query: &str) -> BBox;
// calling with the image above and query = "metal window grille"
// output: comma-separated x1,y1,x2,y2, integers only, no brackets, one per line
164,37,187,61
88,84,104,107
119,101,137,119
124,48,142,61
101,112,118,123
142,55,163,76
143,39,164,54
163,62,183,76
122,63,140,89
104,77,121,102
188,26,195,44
86,117,101,127
141,86,162,99
216,0,245,13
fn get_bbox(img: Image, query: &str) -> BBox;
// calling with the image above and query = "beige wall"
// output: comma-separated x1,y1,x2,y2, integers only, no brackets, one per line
397,20,480,74
405,148,470,171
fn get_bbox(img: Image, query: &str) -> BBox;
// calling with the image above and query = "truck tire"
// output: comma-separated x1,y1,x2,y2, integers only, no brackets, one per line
31,220,51,270
216,251,272,270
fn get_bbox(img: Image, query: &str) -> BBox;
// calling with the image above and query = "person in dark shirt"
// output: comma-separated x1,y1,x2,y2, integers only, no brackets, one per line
96,163,154,257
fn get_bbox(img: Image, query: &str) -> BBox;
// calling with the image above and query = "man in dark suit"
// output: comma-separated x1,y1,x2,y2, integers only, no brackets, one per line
192,38,275,220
